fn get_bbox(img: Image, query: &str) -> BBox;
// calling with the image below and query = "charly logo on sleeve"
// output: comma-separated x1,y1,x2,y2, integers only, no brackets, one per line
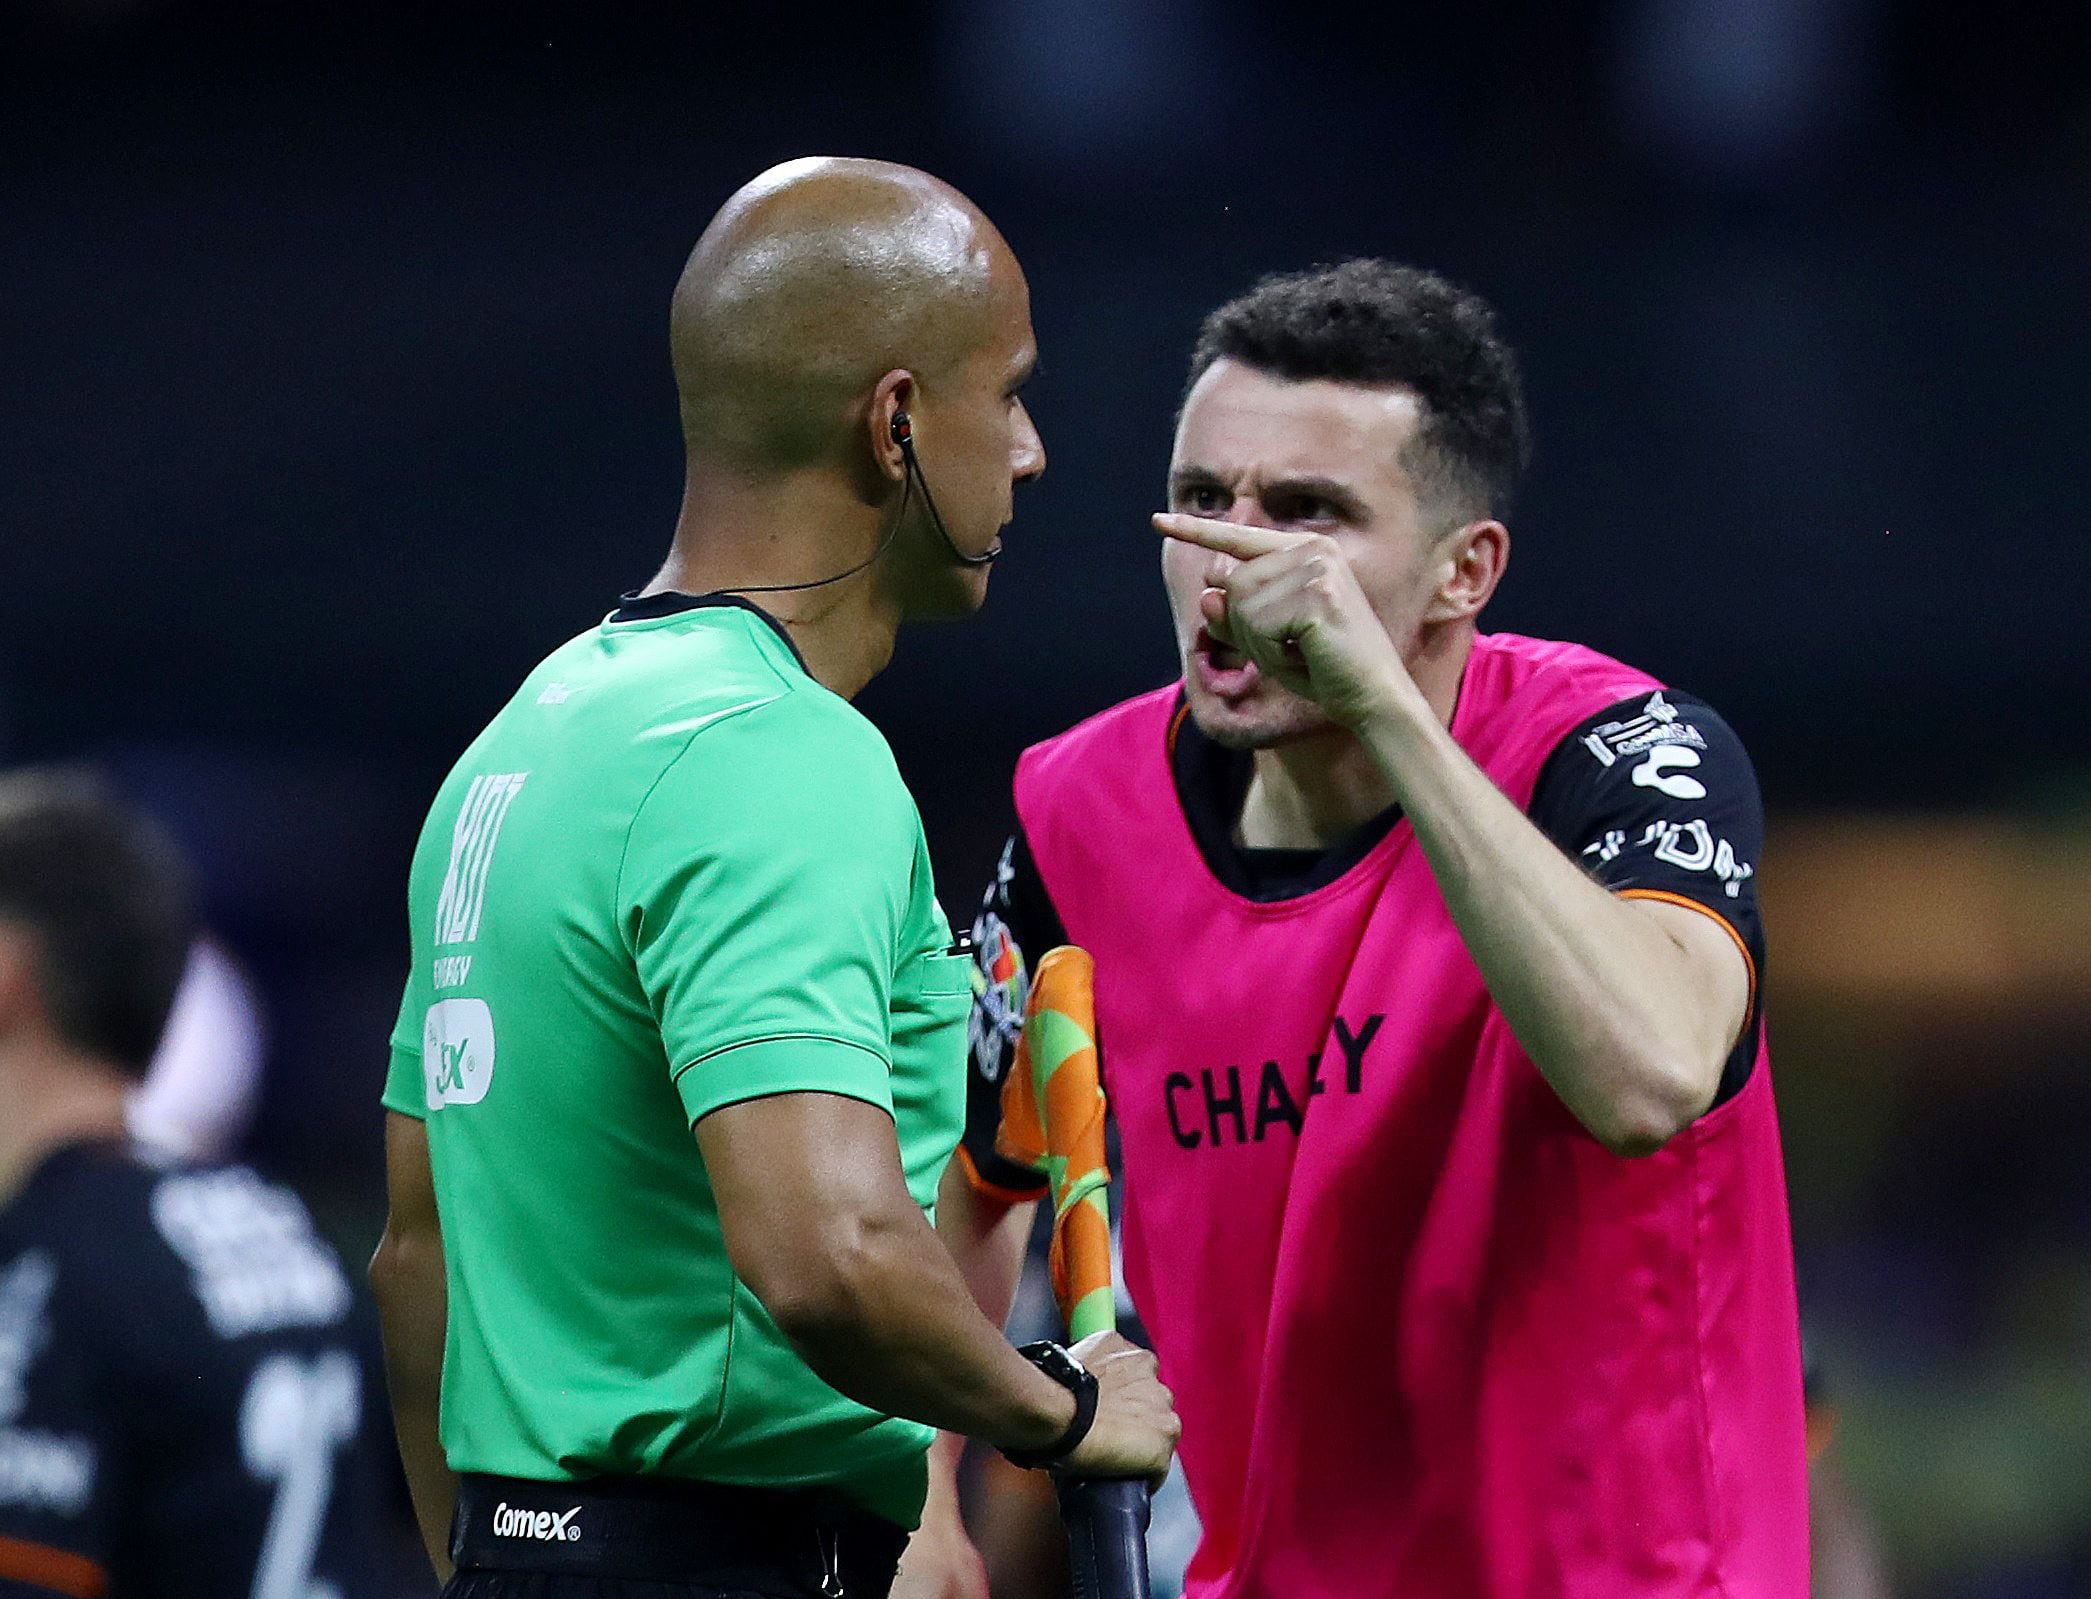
1630,745,1707,800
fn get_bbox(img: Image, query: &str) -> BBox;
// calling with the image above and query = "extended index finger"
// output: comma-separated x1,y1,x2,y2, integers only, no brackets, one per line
1152,512,1304,561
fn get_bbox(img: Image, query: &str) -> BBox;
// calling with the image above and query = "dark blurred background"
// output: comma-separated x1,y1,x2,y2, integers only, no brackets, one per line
4,2,2088,1594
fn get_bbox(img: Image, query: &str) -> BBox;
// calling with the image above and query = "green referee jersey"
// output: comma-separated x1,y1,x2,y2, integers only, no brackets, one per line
384,594,970,1527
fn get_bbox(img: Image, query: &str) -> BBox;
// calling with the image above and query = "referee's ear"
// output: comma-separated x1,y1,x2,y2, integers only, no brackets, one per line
1420,518,1509,626
869,368,917,488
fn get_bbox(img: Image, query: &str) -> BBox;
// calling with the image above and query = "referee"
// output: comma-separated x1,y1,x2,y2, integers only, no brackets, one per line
371,159,1178,1599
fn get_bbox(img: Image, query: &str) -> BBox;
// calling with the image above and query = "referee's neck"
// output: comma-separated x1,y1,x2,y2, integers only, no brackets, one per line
655,478,903,701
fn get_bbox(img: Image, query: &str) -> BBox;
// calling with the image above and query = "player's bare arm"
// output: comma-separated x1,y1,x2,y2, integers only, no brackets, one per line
699,1090,1175,1476
891,1051,1054,1598
894,1140,1050,1598
369,1109,457,1580
935,1154,1039,1340
1156,511,1749,1155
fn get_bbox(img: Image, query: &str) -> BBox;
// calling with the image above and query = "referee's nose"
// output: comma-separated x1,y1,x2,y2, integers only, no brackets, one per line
1012,398,1046,484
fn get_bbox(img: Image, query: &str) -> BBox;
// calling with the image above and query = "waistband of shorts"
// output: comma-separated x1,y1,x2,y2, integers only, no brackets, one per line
451,1471,911,1596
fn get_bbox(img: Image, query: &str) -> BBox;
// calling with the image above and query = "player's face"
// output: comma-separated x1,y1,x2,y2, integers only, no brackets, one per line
1163,359,1444,748
891,256,1045,618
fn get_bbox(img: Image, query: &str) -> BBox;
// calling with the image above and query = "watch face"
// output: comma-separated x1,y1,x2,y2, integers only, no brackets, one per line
1022,1340,1084,1386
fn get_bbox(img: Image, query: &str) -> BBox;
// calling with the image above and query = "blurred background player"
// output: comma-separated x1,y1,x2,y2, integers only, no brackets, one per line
127,938,266,1164
371,158,1176,1599
914,260,1806,1597
0,770,389,1598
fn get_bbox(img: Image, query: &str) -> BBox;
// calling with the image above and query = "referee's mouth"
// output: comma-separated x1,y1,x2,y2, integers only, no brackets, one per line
1192,626,1261,699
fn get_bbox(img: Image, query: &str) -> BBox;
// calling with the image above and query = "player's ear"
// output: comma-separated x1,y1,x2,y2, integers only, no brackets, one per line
1420,519,1509,625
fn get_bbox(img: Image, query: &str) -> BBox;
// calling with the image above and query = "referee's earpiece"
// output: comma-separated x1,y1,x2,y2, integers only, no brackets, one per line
887,408,1001,569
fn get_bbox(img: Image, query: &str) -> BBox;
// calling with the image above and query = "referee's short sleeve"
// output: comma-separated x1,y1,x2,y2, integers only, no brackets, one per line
620,690,917,1127
382,978,426,1118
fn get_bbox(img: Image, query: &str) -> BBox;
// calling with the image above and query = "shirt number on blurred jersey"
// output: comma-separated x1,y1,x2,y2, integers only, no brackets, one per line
240,1349,361,1599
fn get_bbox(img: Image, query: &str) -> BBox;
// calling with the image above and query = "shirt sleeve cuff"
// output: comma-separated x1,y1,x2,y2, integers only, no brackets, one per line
381,1047,428,1119
955,1142,1049,1205
674,1034,896,1126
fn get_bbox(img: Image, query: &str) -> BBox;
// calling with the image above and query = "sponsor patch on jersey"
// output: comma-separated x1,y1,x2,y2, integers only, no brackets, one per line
1581,691,1709,768
434,771,529,947
1584,820,1755,898
1642,820,1755,897
424,996,497,1109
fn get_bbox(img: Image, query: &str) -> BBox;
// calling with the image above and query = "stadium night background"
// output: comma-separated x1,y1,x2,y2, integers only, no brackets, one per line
4,1,2088,1594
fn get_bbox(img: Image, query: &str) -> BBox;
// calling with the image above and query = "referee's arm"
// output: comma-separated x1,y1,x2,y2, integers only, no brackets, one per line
370,1110,455,1581
699,1092,1070,1446
635,703,1161,1467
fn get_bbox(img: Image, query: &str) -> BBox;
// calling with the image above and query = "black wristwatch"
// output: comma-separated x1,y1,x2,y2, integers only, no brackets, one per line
1000,1341,1099,1470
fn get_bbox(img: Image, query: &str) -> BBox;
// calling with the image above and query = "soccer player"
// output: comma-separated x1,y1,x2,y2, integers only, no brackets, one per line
921,260,1808,1597
371,159,1177,1599
0,771,389,1598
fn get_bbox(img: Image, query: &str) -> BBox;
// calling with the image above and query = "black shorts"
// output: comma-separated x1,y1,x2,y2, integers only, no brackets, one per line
444,1574,763,1599
447,1472,910,1599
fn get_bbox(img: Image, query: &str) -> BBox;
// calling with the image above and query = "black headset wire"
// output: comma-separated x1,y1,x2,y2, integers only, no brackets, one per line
726,413,996,597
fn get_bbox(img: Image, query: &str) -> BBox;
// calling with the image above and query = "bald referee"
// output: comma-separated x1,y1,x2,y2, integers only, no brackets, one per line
371,159,1178,1599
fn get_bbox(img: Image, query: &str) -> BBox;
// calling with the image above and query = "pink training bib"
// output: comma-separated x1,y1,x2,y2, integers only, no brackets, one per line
1016,633,1807,1599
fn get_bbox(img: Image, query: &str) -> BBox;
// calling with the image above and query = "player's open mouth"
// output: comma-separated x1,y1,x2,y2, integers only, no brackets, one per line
1192,628,1260,698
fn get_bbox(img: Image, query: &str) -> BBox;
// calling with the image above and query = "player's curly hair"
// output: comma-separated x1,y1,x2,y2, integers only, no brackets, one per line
1187,258,1532,523
0,770,193,1076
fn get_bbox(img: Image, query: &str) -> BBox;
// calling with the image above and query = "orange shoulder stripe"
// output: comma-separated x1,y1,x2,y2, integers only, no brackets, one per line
0,1535,108,1599
1617,888,1759,1035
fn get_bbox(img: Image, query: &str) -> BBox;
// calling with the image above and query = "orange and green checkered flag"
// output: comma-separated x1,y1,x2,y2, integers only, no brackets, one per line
997,945,1152,1599
998,945,1115,1338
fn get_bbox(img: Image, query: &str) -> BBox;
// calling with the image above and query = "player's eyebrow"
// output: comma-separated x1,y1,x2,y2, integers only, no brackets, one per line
1261,475,1369,519
1172,468,1369,522
1168,466,1229,498
1007,350,1040,394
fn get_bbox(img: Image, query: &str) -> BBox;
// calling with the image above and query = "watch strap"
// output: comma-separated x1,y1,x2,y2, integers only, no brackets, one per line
1001,1341,1100,1470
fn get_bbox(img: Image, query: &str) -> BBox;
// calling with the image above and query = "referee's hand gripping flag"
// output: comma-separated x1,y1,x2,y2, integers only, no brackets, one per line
1001,946,1160,1599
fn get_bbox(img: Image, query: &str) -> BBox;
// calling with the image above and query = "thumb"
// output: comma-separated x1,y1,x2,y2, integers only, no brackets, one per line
1200,587,1233,642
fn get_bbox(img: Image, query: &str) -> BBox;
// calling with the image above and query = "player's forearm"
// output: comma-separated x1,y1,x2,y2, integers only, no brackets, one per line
1358,699,1727,1154
760,1201,1076,1451
936,1156,1037,1330
369,1228,457,1581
